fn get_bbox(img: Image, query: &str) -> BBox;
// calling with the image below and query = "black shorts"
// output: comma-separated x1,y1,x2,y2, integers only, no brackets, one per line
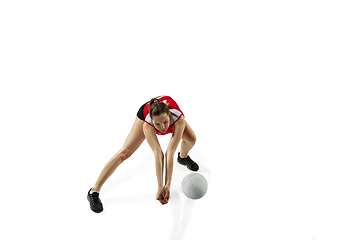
137,101,149,121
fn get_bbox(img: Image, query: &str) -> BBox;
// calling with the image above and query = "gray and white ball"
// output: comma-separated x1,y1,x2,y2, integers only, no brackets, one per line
181,173,208,199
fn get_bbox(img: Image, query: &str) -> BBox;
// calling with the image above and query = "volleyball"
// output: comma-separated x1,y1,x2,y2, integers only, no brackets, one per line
181,173,208,199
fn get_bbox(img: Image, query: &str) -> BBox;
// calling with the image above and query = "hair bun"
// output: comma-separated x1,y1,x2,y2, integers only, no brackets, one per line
149,97,170,119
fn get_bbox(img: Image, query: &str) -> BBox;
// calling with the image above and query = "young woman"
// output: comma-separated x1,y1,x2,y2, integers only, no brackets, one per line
87,95,199,213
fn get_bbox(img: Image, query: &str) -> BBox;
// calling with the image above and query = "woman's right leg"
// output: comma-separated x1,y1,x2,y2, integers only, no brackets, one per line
91,117,145,192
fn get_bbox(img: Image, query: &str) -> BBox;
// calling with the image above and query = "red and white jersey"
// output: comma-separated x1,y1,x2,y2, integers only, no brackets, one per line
143,96,184,135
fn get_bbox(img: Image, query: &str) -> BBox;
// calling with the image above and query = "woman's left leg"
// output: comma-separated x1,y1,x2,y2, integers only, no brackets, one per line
179,119,196,158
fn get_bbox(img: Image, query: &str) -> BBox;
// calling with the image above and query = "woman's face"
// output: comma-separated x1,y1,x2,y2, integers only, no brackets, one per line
152,113,170,133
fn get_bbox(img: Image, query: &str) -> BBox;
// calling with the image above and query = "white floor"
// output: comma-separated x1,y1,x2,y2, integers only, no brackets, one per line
1,1,360,239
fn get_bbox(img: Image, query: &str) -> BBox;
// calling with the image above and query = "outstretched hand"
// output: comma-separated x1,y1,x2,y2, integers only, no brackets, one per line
156,186,170,205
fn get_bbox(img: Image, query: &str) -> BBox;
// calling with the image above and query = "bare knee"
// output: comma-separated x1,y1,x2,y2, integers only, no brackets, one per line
186,134,196,145
117,148,133,162
192,134,197,145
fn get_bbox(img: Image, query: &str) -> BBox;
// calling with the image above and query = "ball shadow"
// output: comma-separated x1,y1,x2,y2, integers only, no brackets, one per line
170,190,195,240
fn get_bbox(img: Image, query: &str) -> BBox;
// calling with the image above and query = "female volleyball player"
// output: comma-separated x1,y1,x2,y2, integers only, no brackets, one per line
87,95,199,213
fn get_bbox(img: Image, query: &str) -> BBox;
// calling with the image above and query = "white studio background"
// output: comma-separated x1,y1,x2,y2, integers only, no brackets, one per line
1,1,359,240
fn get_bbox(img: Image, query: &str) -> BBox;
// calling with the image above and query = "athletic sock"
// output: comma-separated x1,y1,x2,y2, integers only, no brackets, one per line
179,153,188,159
90,189,99,194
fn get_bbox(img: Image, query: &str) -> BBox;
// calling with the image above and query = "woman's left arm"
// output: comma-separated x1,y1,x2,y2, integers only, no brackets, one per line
165,115,185,189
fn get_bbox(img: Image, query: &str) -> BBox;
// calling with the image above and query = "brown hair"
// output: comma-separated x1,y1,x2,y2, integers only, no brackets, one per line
149,98,170,119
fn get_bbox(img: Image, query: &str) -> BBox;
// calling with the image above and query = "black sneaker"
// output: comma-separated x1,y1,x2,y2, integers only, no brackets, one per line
177,152,199,172
87,189,103,213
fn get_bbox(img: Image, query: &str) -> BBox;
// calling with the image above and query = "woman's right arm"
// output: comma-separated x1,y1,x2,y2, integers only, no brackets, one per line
143,123,167,204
